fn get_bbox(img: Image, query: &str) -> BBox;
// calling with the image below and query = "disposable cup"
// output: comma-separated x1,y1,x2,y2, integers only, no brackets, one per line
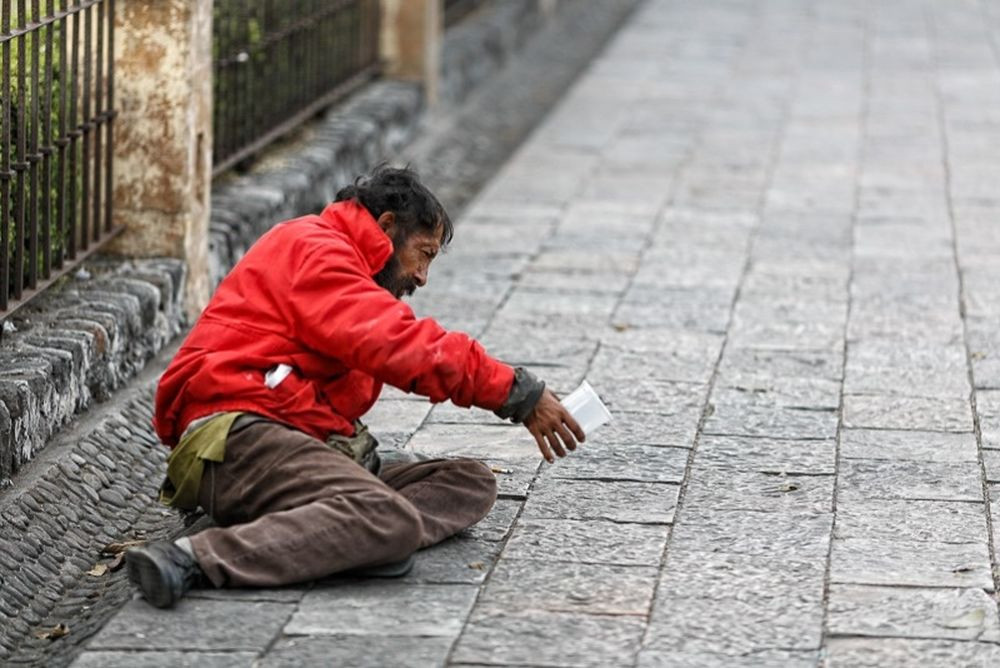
560,380,612,436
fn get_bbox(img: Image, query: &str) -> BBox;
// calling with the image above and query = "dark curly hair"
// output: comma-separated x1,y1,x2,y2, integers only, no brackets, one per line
335,164,453,246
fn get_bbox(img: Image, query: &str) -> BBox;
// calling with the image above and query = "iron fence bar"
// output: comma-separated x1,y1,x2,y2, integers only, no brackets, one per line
27,0,38,289
91,0,102,244
79,0,90,252
13,0,26,299
67,0,78,259
102,0,112,233
54,0,65,268
1,0,10,310
40,0,53,278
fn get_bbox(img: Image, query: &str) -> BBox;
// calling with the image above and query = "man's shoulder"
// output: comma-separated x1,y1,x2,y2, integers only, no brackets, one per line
260,215,357,255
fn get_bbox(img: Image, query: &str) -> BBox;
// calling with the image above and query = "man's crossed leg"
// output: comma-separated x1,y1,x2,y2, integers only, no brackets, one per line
127,418,496,606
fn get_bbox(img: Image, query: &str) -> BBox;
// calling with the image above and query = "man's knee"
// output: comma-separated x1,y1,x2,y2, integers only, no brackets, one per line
357,488,424,560
450,458,498,514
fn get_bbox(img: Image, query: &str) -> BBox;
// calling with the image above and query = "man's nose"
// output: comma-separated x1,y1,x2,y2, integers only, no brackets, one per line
414,267,428,287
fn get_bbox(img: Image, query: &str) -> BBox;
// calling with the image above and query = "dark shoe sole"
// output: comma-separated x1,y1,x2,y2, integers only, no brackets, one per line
126,549,179,609
346,554,415,579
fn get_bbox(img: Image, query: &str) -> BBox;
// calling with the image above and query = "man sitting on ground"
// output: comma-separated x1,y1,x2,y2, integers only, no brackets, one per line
126,165,583,608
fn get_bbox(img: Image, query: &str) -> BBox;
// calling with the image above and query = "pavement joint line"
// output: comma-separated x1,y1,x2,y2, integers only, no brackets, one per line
927,0,1000,602
827,583,999,592
819,0,871,645
826,633,1000,645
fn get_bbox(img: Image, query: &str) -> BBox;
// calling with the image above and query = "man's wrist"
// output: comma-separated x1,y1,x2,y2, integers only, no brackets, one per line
494,367,545,423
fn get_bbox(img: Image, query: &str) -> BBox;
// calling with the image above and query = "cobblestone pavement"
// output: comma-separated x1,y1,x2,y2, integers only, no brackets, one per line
71,0,1000,665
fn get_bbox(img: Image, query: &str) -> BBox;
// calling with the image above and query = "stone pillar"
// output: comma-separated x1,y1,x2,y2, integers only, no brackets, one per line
111,0,213,316
379,0,442,105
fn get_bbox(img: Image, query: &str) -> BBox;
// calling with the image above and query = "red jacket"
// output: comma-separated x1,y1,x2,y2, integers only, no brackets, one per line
153,200,514,447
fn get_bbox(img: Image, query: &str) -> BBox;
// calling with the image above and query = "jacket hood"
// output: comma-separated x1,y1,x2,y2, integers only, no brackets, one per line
319,200,394,276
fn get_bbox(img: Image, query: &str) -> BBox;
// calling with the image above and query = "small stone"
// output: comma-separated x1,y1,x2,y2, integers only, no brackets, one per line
95,453,117,471
98,488,126,508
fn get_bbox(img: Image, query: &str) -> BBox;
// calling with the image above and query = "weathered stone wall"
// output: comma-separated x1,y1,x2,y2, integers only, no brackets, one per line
0,259,185,485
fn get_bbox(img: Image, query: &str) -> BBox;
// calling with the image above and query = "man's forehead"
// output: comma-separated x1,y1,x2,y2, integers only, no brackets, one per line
411,224,446,248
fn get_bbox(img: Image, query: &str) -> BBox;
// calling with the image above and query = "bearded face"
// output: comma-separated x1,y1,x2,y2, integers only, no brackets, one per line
374,250,419,299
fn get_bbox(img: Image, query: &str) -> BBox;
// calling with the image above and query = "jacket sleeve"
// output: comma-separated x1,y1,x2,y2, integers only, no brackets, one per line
285,241,515,410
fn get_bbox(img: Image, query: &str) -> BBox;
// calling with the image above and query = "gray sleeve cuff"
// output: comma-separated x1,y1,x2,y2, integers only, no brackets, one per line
494,367,545,424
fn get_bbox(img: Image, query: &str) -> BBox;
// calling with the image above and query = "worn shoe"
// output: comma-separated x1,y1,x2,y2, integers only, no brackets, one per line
126,541,205,608
343,554,415,579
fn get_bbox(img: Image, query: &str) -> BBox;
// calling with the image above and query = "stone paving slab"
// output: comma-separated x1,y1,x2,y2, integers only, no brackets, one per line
538,442,689,484
839,428,979,462
834,499,991,545
85,599,294,652
503,519,669,566
451,609,646,668
73,651,258,668
826,585,1000,644
825,638,1000,668
837,459,984,503
476,559,658,616
286,582,477,637
829,537,994,590
521,479,678,524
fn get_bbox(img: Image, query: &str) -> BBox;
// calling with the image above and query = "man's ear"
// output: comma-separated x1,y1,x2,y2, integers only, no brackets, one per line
376,211,396,238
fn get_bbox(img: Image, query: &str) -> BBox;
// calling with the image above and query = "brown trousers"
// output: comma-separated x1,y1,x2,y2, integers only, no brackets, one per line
188,418,497,587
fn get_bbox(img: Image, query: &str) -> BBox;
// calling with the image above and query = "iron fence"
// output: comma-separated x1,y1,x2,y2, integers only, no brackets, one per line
213,0,381,176
1,0,117,315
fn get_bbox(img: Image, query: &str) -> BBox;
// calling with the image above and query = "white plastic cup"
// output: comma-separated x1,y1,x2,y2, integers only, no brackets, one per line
560,380,612,436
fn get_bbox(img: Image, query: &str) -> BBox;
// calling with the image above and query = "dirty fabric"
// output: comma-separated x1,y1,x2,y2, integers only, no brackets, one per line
189,418,497,587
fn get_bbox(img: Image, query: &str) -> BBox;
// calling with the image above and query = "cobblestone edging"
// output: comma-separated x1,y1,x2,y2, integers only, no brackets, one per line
0,260,186,485
0,382,185,665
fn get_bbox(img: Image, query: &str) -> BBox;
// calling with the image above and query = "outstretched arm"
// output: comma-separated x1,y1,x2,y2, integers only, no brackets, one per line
493,368,585,463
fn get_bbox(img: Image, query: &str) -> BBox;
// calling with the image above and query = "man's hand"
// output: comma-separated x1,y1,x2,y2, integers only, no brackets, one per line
523,389,586,463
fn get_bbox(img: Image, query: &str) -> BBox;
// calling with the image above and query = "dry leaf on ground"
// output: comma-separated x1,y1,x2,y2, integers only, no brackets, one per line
101,539,146,556
34,624,69,641
86,563,108,577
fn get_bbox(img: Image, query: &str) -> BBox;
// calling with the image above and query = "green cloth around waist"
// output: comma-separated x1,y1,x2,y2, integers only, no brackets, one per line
160,412,243,510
